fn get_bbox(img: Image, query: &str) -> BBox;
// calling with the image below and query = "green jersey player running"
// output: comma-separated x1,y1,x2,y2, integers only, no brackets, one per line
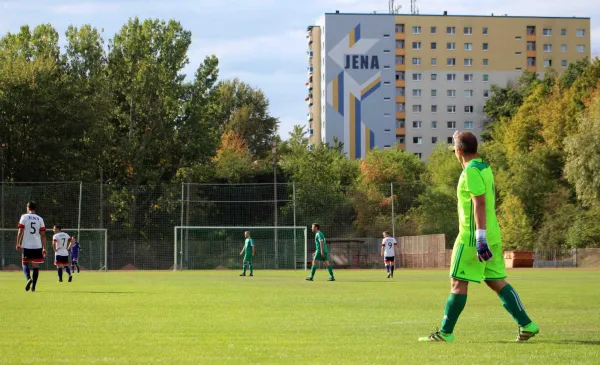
419,131,539,343
306,223,335,281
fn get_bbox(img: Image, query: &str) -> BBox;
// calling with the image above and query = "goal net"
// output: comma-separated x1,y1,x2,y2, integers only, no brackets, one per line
0,228,108,271
174,226,308,271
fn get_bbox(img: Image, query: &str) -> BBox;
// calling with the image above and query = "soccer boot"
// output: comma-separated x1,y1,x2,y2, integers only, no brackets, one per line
327,277,335,281
517,322,539,342
68,275,73,282
249,274,254,277
418,329,455,343
25,278,33,291
305,276,314,281
239,273,246,276
387,273,392,278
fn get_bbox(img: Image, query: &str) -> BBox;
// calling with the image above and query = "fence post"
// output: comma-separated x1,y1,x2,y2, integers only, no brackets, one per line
293,182,297,270
77,181,82,242
391,182,395,237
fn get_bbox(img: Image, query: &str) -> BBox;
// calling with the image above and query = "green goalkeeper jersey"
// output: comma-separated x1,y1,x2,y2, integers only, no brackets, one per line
244,238,254,258
456,158,501,247
315,231,328,253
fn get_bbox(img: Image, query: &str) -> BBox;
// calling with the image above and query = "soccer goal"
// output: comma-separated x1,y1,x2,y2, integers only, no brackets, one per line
0,228,108,271
173,226,308,271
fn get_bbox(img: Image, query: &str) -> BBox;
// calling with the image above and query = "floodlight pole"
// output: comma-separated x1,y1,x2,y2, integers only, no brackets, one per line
1,143,8,269
272,141,279,268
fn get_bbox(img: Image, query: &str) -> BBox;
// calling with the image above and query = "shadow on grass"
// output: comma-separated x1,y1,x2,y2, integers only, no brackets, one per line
70,291,137,294
493,340,600,345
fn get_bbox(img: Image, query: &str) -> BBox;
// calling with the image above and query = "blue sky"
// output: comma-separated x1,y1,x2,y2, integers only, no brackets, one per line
1,0,598,140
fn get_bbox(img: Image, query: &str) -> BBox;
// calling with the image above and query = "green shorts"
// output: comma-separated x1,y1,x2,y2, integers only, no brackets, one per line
243,256,253,263
313,252,329,261
449,242,506,283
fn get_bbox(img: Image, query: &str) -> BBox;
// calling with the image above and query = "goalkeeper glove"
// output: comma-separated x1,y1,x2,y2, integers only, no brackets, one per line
476,230,493,262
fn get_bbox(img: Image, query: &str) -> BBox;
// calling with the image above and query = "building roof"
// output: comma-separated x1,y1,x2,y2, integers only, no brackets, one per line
324,12,590,20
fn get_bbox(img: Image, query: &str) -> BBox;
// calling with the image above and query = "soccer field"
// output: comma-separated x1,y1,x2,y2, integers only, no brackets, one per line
1,269,599,364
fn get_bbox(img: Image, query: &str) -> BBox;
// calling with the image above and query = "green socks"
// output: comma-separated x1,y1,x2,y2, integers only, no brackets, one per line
498,284,532,327
327,265,334,278
441,293,467,334
249,264,253,275
310,265,317,278
242,263,247,275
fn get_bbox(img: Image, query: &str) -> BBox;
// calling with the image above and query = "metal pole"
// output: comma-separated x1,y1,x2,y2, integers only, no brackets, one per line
391,182,395,237
185,181,190,269
77,181,83,242
179,184,184,271
273,144,278,269
1,143,7,269
293,182,297,270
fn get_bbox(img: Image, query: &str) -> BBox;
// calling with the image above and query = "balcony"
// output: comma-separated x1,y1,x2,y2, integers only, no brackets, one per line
307,113,313,121
396,96,405,103
395,33,405,40
396,128,406,135
395,64,406,71
396,143,406,151
395,80,405,87
395,112,406,119
395,48,406,56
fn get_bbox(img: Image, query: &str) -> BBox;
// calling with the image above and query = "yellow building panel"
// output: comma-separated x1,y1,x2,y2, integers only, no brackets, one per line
396,96,405,103
396,128,406,135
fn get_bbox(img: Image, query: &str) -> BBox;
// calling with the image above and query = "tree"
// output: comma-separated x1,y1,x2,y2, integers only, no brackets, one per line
498,194,534,250
213,131,255,183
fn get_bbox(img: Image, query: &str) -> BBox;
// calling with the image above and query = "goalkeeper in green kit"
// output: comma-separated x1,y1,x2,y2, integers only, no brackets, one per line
239,231,255,277
419,131,539,343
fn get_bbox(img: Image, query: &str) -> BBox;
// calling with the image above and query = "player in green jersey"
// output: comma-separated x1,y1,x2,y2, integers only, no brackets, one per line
239,231,255,277
306,223,335,281
419,131,539,343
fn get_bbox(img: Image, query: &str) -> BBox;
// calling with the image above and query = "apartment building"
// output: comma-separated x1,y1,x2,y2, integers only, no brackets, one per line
306,11,590,159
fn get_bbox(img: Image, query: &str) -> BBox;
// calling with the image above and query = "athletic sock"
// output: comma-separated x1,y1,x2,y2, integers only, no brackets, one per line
71,265,74,273
32,268,39,285
327,265,334,278
242,263,247,275
65,266,71,276
385,264,390,273
249,264,253,275
23,265,31,280
58,268,64,281
310,265,317,278
440,293,467,334
76,264,80,273
391,266,395,275
498,284,532,327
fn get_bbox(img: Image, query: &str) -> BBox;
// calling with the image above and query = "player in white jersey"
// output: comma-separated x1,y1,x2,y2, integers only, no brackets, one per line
16,201,47,292
380,231,398,278
52,225,73,283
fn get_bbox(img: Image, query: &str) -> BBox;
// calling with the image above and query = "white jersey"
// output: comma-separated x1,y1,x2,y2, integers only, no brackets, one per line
18,214,46,249
382,237,397,257
53,232,71,256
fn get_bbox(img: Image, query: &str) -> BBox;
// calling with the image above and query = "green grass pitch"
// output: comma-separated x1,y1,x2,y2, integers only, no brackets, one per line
1,269,599,364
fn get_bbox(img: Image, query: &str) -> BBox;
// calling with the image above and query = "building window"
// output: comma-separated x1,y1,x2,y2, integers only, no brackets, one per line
396,40,405,49
543,28,552,36
413,89,422,97
412,57,422,65
396,136,405,144
464,105,474,113
446,26,456,35
396,71,405,80
431,73,438,80
447,121,456,129
412,26,421,34
431,26,437,34
447,57,456,66
483,27,488,35
431,42,437,50
447,137,454,144
384,129,391,133
447,89,456,97
527,26,536,35
483,74,489,82
562,60,567,67
527,42,536,51
561,28,567,36
527,57,536,66
396,103,405,112
413,137,422,144
483,43,489,51
395,24,405,33
396,87,405,96
432,121,438,129
576,29,585,37
561,44,567,52
464,27,472,35
544,59,552,67
447,106,456,113
415,153,422,159
447,42,456,50
464,74,473,82
412,72,422,81
384,81,391,85
483,90,490,98
464,43,473,51
464,58,473,66
431,89,437,97
465,121,474,130
396,119,405,128
383,34,391,38
577,45,585,53
413,105,422,113
413,120,422,128
515,36,522,40
412,41,422,50
396,56,405,64
483,58,489,66
431,105,438,113
447,74,456,82
384,96,391,101
465,90,473,98
432,136,438,144
543,44,552,52
431,57,437,66
384,65,391,69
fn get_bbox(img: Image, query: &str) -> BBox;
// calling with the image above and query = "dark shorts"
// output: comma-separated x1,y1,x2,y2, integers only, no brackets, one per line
22,248,44,264
54,255,69,266
313,252,329,261
70,256,78,263
384,256,395,262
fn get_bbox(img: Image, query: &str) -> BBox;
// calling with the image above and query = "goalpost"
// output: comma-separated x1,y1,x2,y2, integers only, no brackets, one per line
0,228,108,271
173,226,308,271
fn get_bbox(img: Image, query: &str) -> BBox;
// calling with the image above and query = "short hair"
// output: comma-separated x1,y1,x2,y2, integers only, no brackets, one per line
312,223,320,230
454,131,478,155
27,201,37,211
54,224,62,230
383,231,391,236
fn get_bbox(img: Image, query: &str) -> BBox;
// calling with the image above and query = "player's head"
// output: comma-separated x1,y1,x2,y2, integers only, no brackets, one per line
26,201,37,213
53,224,62,233
311,223,320,233
72,236,77,242
245,231,250,238
452,131,478,162
383,231,391,237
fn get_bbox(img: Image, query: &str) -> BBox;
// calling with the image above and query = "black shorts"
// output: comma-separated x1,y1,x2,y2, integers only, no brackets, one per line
70,257,78,263
384,256,395,262
22,248,44,264
54,255,69,265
